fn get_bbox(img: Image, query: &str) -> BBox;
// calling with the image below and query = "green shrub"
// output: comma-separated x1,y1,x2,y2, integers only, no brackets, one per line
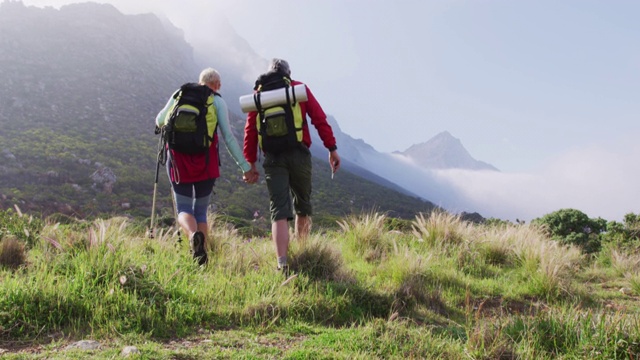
602,213,640,249
532,208,606,254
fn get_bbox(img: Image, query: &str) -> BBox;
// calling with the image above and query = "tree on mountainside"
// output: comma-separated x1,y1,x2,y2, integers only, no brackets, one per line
532,208,607,254
602,212,640,248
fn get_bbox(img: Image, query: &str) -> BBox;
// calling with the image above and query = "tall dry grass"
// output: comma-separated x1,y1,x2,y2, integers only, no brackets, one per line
0,236,26,269
338,211,394,261
411,210,474,249
477,223,584,298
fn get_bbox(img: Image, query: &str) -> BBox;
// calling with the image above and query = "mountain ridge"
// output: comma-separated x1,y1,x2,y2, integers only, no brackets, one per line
397,131,499,171
0,0,440,221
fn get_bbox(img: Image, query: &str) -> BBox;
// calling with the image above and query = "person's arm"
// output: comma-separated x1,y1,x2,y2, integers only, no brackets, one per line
303,84,337,151
214,96,251,173
300,83,340,173
243,111,259,164
155,92,177,127
241,110,260,184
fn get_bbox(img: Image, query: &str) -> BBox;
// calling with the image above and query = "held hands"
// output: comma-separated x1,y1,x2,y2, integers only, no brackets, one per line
242,170,259,184
243,164,260,184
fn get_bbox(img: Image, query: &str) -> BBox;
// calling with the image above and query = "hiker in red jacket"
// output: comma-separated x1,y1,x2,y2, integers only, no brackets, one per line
243,58,341,274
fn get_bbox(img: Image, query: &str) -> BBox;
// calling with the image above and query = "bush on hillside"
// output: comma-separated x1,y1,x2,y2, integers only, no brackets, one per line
602,213,640,249
532,208,606,254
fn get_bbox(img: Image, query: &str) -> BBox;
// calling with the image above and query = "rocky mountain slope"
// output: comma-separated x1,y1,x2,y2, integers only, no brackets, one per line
0,1,437,221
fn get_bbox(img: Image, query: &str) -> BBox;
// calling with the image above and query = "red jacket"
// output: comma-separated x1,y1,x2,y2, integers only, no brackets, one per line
168,134,220,183
243,80,337,163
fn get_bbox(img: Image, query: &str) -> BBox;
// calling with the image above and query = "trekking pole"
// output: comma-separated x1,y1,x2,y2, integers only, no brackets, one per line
149,157,161,238
149,127,164,238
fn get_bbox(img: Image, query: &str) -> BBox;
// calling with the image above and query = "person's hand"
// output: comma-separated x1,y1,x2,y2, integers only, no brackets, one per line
250,163,260,183
242,171,252,184
243,163,260,184
329,150,340,175
243,170,258,184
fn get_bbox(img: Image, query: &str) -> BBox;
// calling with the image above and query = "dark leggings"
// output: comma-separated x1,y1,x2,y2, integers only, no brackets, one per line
171,178,216,223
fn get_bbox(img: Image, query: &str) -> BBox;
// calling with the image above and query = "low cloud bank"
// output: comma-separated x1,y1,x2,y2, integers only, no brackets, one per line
434,141,640,222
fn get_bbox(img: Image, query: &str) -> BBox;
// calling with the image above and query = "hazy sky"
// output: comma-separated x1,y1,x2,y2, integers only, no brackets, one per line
19,0,640,220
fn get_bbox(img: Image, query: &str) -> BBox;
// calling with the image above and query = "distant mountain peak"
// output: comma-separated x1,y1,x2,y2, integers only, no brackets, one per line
434,130,454,138
425,131,463,148
399,132,499,171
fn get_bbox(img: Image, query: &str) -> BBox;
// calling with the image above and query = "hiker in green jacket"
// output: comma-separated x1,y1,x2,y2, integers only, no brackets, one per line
156,68,258,265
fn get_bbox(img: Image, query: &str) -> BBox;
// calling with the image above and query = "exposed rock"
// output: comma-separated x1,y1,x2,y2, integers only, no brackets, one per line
2,149,15,161
90,166,117,194
65,340,100,351
56,203,75,215
40,170,63,185
620,287,632,295
121,346,140,357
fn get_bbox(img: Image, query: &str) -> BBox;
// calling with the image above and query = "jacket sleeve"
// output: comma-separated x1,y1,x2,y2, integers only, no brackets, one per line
243,110,259,163
155,96,175,127
215,96,251,173
304,85,337,151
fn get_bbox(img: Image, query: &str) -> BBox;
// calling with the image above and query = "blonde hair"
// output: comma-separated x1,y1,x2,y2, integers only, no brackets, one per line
198,68,220,86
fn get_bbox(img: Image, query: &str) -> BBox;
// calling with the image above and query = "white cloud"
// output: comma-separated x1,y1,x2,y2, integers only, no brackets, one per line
436,139,640,222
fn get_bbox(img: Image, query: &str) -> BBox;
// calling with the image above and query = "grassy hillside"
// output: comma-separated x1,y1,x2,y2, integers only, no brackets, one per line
1,208,639,359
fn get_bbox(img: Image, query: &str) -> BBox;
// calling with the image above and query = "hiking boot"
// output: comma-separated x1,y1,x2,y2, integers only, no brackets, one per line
190,231,207,265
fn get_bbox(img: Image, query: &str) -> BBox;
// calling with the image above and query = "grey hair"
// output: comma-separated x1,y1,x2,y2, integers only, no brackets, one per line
199,67,220,85
269,58,291,76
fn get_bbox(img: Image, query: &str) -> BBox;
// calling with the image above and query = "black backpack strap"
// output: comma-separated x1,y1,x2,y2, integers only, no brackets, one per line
253,90,261,109
284,82,291,106
291,83,297,106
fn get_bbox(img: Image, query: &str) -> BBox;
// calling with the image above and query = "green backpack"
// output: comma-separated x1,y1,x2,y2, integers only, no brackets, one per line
163,83,218,155
253,71,304,154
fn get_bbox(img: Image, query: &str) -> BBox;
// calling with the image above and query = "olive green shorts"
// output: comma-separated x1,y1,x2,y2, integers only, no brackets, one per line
263,145,313,222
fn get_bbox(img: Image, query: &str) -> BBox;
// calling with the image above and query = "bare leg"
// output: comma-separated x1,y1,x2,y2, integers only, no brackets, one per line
177,212,198,239
198,223,209,235
178,212,208,264
295,215,311,242
272,219,289,265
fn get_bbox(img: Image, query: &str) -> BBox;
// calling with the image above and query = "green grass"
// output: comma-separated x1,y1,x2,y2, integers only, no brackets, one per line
1,210,639,359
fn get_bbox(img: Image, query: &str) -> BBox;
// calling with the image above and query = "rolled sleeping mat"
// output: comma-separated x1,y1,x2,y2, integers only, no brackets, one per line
239,84,308,113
